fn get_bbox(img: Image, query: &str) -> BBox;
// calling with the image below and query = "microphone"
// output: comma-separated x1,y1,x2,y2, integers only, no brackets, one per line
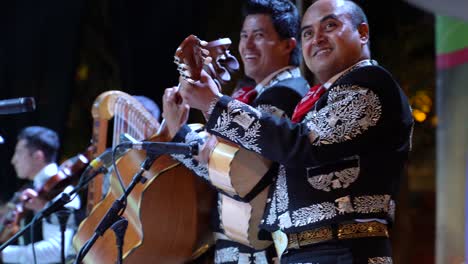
80,149,114,180
0,97,36,115
80,146,128,180
121,141,198,156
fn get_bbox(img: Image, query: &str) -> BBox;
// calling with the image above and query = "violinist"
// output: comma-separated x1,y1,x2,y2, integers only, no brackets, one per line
1,126,81,264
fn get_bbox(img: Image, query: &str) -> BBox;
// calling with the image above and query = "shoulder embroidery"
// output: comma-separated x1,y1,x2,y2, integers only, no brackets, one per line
212,99,262,152
305,85,381,146
256,104,285,118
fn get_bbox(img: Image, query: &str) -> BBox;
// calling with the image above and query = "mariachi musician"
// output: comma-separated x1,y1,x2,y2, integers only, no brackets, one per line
162,0,308,262
1,126,81,264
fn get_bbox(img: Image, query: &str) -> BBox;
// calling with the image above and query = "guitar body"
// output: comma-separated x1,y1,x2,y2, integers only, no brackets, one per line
73,130,214,263
209,138,273,250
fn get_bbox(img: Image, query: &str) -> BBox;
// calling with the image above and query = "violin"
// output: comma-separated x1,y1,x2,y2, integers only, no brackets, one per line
0,191,25,242
0,146,94,243
38,146,94,201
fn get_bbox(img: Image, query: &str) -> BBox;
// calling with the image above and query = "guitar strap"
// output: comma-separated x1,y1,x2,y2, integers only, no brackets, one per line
242,163,278,203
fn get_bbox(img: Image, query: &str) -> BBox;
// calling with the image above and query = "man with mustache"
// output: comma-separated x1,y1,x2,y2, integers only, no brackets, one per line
177,0,413,263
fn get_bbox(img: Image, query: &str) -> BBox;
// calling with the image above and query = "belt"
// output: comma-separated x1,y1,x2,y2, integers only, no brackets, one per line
274,221,388,253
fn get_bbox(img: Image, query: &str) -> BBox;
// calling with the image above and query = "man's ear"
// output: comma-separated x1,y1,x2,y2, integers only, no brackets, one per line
358,23,369,45
283,37,297,55
32,150,45,163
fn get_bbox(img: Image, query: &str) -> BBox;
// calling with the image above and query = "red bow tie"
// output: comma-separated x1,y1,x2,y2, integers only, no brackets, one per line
231,86,258,104
291,84,325,123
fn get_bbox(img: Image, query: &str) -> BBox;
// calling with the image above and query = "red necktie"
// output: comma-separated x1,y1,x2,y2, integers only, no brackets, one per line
231,86,258,104
291,84,325,123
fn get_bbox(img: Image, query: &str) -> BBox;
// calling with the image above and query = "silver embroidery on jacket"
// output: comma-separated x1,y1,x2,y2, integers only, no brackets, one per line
215,247,239,263
212,100,262,152
335,196,355,214
368,256,393,264
171,153,209,180
276,166,289,213
238,253,251,263
256,104,285,118
305,85,382,146
354,195,391,214
266,190,277,225
278,211,293,229
214,247,269,264
185,129,204,145
307,173,334,191
307,167,359,191
287,195,395,228
291,202,336,227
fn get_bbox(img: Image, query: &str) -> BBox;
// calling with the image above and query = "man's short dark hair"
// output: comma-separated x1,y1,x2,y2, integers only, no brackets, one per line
18,126,59,163
242,0,301,66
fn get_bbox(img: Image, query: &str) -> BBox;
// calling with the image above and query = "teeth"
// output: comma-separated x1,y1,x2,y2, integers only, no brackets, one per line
315,49,330,56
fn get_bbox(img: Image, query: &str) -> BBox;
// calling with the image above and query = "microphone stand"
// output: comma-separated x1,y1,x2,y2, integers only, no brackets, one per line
74,151,159,264
56,208,72,264
0,167,108,254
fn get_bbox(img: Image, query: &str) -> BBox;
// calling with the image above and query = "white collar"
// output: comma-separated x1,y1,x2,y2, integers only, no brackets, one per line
254,66,301,94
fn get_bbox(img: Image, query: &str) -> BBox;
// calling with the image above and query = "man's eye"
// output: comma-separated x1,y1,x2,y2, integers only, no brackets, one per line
302,30,313,39
325,22,337,30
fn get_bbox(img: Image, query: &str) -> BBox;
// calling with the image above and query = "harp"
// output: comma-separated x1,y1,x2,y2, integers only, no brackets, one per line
86,91,160,212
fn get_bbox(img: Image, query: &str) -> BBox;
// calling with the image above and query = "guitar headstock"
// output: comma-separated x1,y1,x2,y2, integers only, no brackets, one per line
174,35,239,88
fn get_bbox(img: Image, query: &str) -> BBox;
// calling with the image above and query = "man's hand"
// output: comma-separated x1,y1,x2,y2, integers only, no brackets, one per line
21,189,47,213
179,69,222,114
162,86,190,139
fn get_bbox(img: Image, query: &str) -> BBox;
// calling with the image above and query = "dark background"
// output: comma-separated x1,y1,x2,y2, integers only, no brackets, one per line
0,1,435,263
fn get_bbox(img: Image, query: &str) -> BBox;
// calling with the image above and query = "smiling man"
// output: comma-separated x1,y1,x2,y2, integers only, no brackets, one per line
178,0,414,263
163,0,309,263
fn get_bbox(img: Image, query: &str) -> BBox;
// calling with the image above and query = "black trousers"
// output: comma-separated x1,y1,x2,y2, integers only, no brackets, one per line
280,237,392,264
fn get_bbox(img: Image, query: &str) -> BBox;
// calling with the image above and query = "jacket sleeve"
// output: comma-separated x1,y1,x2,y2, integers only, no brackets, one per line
205,69,403,168
170,124,210,181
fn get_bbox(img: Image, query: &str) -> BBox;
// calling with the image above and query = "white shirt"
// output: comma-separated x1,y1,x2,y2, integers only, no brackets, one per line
2,163,81,264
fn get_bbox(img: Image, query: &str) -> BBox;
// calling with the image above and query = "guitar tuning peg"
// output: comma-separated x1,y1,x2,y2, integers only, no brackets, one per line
201,48,210,56
182,70,192,78
177,64,187,71
203,57,212,65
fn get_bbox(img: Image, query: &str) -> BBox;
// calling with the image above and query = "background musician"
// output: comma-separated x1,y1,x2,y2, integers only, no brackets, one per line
1,126,81,264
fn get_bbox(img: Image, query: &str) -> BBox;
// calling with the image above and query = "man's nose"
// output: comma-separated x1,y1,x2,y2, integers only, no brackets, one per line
245,35,255,48
312,31,325,46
